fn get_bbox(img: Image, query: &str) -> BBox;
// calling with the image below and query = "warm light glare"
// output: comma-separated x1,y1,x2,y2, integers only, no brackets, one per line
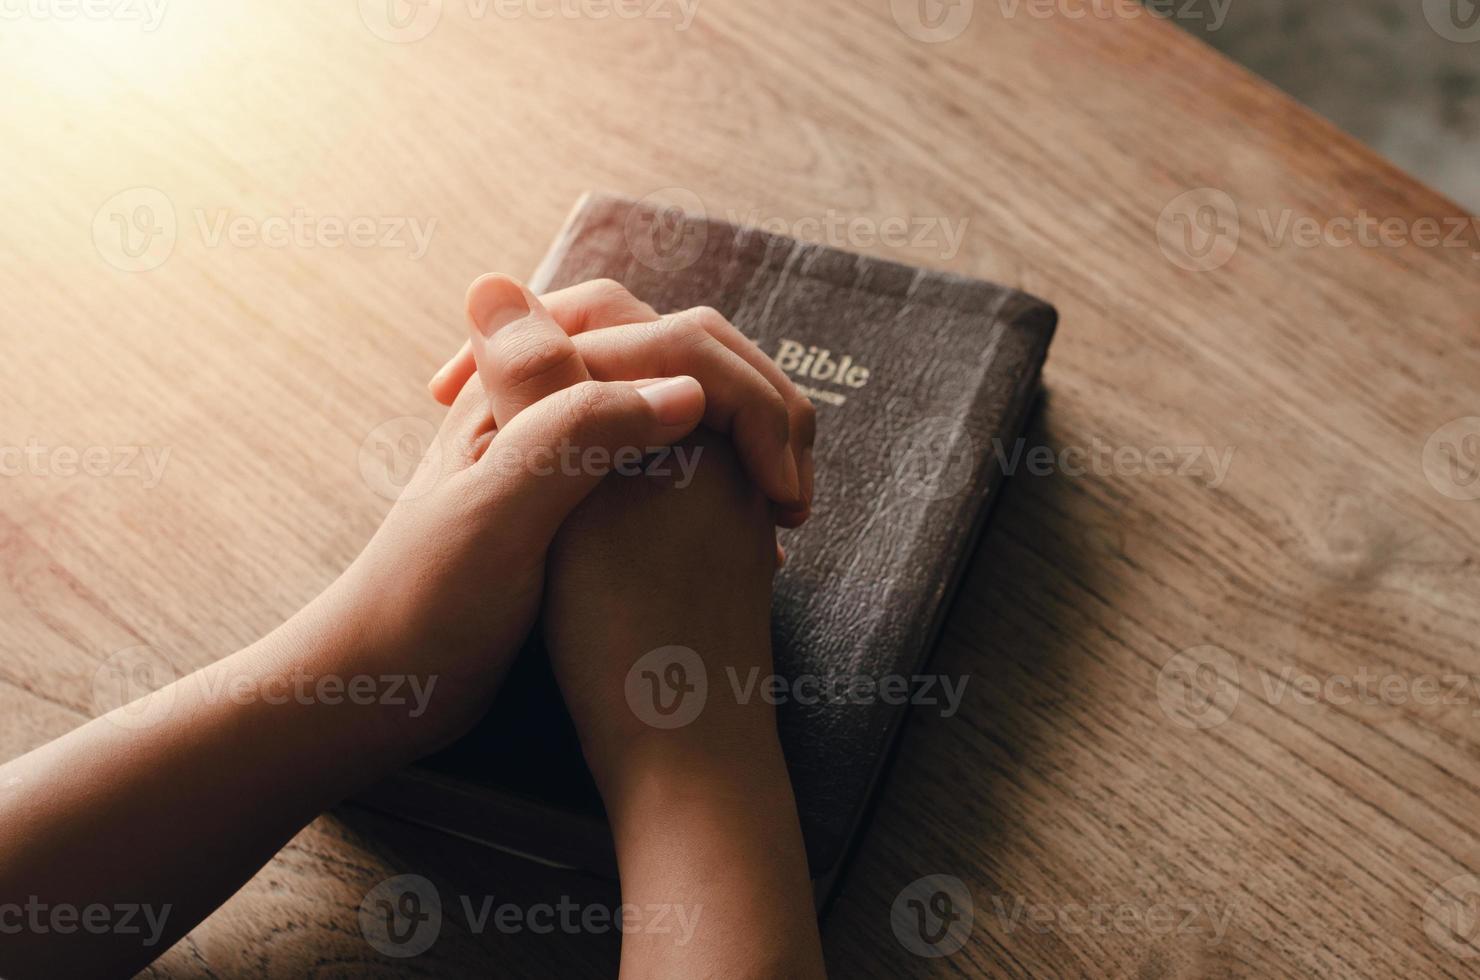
5,4,260,107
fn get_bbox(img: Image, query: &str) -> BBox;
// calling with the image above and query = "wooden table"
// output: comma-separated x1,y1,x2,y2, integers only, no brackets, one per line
3,2,1477,976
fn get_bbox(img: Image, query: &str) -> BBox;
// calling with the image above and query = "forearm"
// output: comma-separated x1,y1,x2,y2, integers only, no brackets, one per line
548,468,828,980
0,580,421,979
600,732,827,980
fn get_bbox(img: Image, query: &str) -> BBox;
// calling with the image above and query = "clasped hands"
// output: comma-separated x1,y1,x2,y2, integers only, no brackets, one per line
343,274,818,766
353,273,829,977
0,273,828,980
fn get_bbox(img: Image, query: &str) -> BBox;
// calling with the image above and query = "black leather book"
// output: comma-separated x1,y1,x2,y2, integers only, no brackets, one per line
358,193,1057,903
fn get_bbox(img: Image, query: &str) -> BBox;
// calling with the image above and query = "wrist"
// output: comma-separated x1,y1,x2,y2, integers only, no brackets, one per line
581,629,804,835
263,579,458,770
328,548,552,756
599,725,794,826
599,729,826,979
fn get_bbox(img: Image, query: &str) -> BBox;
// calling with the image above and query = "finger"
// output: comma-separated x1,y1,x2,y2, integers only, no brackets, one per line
570,309,802,508
477,377,705,542
654,307,816,522
465,274,592,428
547,277,662,334
428,340,474,405
442,367,498,462
430,279,660,405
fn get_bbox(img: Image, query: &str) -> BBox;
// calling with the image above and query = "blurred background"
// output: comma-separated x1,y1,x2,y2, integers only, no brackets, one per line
1176,0,1480,210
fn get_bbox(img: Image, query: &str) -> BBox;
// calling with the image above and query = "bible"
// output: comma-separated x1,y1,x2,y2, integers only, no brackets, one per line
357,192,1057,904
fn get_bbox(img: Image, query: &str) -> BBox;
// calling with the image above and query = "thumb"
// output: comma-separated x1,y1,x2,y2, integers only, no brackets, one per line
465,273,591,429
477,376,706,538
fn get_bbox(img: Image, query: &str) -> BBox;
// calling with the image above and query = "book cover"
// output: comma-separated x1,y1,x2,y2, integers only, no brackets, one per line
358,193,1057,900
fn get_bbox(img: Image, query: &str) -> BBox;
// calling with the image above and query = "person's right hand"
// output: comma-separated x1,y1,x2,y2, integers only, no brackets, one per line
542,426,782,791
434,273,829,977
540,426,828,980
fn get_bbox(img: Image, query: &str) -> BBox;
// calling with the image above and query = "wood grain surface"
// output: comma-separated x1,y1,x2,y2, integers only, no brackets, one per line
2,1,1477,977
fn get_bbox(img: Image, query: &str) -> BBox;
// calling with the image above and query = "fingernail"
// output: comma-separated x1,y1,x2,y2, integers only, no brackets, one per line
427,361,452,394
781,451,802,505
467,274,531,339
638,376,703,426
800,446,814,506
